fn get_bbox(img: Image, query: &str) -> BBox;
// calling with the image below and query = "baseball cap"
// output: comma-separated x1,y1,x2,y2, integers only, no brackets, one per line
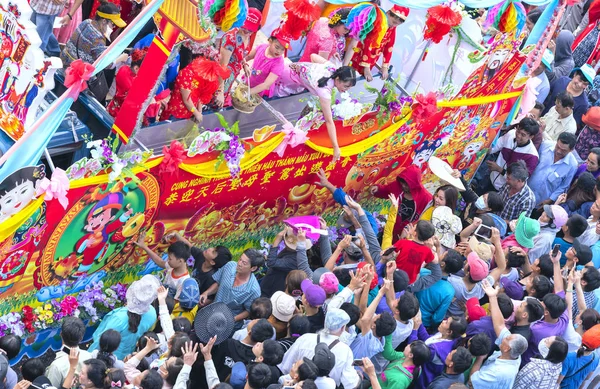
500,277,525,300
272,27,292,49
583,323,600,350
28,377,55,389
301,279,326,307
319,272,339,294
573,64,595,84
96,2,126,28
324,308,350,331
242,8,262,32
572,239,593,264
271,291,296,322
312,343,336,375
312,267,329,285
466,298,486,323
543,204,568,229
468,236,493,261
179,278,200,309
230,362,247,389
467,252,489,282
344,242,363,260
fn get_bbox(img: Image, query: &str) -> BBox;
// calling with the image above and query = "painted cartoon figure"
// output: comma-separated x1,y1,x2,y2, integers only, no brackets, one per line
413,139,443,167
0,164,45,223
73,193,133,277
457,141,484,172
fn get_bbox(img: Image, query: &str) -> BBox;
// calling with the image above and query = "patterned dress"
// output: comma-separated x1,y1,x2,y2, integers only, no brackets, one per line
219,29,248,95
299,18,345,63
575,125,600,161
572,24,600,68
273,61,337,99
350,27,396,74
160,62,202,120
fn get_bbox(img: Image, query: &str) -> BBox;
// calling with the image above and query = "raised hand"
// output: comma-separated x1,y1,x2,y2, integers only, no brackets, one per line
144,336,159,352
388,193,399,208
345,195,361,211
181,341,199,366
68,347,79,370
481,279,498,297
338,235,352,250
200,335,217,361
157,285,168,302
348,269,367,291
315,169,332,188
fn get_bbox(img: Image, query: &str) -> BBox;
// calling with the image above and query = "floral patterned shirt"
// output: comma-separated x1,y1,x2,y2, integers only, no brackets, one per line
61,20,107,68
161,63,201,120
351,27,396,73
219,29,248,94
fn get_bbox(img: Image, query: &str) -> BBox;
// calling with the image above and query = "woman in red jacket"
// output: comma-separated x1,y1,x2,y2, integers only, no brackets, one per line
371,165,432,241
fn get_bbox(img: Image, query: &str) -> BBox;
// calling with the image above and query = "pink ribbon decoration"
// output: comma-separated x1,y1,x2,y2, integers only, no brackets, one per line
35,168,70,209
111,382,122,388
274,122,308,157
64,59,95,99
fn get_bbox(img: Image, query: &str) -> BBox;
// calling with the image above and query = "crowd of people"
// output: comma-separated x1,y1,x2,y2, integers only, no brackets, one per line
12,0,600,389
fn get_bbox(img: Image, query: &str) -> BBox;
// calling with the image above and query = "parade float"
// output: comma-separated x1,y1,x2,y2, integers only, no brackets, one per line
0,0,566,362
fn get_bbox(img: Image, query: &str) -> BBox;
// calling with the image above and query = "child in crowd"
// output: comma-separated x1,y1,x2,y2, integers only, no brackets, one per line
553,214,589,265
135,234,190,299
392,220,436,283
91,329,124,369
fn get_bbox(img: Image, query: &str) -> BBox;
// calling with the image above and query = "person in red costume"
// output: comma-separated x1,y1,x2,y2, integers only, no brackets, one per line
160,58,230,122
348,5,409,82
107,48,146,118
370,165,432,241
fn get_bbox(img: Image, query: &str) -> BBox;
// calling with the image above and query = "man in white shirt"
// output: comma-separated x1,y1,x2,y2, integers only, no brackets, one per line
470,280,529,389
542,92,577,141
45,317,92,387
279,308,360,389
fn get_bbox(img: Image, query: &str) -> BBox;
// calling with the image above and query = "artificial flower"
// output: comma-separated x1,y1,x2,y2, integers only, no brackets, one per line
411,92,438,122
159,140,187,176
108,159,125,182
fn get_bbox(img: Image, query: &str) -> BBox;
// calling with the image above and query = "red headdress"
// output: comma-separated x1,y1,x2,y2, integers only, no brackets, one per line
281,0,321,40
189,59,230,104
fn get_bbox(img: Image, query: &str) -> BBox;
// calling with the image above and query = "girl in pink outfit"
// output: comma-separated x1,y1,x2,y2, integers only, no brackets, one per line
247,28,290,97
299,8,351,64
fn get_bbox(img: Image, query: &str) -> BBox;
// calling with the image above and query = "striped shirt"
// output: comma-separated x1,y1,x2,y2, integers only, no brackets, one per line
212,262,260,317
